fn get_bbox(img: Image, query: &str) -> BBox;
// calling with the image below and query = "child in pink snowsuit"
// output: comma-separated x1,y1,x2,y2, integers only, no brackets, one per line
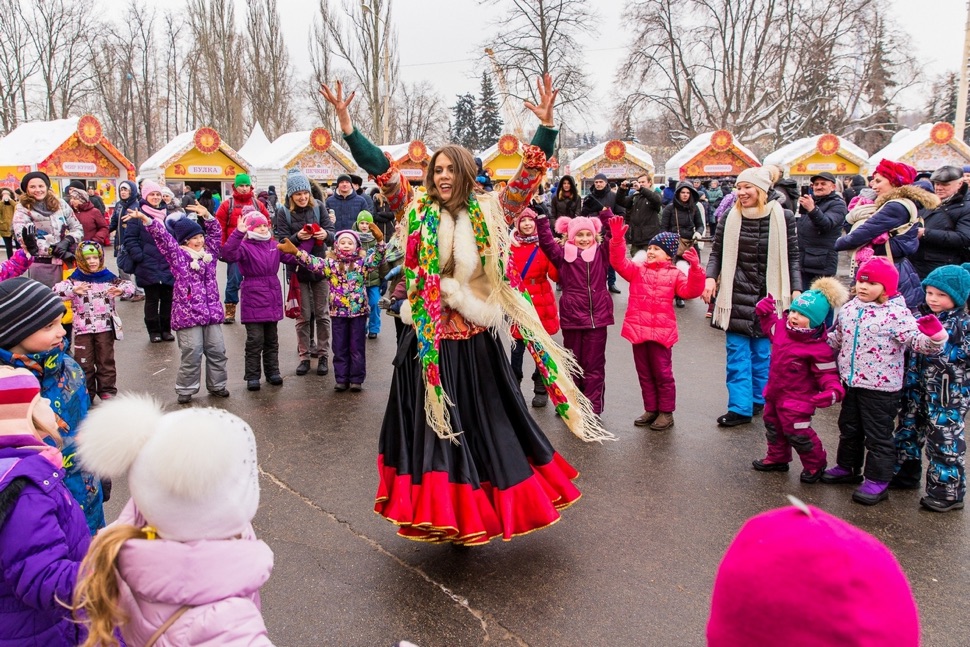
752,277,848,482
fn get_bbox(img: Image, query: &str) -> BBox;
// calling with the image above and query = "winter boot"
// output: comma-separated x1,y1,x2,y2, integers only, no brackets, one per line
650,412,674,430
920,497,964,512
852,479,890,506
224,302,236,324
890,460,922,489
752,458,790,472
531,375,547,408
635,411,658,427
820,465,863,484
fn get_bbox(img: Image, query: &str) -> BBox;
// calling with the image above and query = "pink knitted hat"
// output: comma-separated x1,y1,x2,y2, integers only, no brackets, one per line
515,207,538,233
140,179,165,198
555,214,603,262
707,503,919,647
243,212,269,230
856,256,899,297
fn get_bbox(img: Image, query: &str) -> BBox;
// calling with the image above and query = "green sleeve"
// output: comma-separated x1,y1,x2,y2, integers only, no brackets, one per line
530,125,559,159
342,128,390,176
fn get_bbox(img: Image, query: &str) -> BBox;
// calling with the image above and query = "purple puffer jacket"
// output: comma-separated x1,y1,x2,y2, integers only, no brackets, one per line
0,248,31,280
536,213,614,330
0,437,91,647
757,309,844,413
147,217,224,330
221,230,297,324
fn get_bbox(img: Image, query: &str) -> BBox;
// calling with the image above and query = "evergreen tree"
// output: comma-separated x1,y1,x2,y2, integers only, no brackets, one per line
477,72,503,149
623,115,636,141
450,93,478,149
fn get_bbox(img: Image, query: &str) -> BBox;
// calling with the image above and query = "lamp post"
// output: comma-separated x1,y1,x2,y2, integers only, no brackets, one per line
362,2,391,145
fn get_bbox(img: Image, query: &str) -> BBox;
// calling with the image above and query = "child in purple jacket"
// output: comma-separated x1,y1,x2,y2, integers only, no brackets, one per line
536,209,614,415
278,226,385,391
0,367,90,646
751,277,848,482
222,211,289,391
125,204,228,404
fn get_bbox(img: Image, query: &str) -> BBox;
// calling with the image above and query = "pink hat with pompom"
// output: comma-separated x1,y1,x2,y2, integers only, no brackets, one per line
555,213,603,263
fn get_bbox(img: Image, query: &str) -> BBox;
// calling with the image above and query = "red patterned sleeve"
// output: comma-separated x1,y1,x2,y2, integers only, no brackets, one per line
373,155,414,222
498,144,547,226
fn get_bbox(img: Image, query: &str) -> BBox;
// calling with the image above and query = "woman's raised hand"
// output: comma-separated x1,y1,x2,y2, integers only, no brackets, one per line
523,74,559,128
319,81,356,135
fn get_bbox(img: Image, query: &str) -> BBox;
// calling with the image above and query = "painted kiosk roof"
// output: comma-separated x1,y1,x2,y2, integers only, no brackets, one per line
763,134,869,178
868,122,970,172
566,140,654,180
378,140,433,183
477,135,552,181
139,128,250,182
664,131,760,180
253,128,357,184
0,116,135,188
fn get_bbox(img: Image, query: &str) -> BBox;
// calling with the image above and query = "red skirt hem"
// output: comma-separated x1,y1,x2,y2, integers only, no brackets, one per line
374,453,581,546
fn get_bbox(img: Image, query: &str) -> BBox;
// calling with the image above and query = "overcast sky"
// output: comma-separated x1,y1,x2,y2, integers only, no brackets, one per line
197,0,969,132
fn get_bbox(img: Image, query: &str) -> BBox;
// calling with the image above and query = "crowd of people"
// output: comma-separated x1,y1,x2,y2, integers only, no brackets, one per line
0,73,965,643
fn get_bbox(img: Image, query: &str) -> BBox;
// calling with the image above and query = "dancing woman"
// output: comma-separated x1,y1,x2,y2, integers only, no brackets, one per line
319,76,611,546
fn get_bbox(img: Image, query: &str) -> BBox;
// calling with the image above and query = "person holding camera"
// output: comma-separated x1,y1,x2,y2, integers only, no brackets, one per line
796,172,848,289
12,172,83,288
614,174,663,255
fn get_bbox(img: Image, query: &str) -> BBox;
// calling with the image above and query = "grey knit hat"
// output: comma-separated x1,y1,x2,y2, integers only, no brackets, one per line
0,278,66,350
286,168,312,196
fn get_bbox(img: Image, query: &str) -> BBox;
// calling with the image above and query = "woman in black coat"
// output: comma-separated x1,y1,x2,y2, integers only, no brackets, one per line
551,174,580,220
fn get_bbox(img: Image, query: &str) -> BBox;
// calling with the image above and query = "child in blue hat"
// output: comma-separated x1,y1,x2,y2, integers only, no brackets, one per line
892,264,970,511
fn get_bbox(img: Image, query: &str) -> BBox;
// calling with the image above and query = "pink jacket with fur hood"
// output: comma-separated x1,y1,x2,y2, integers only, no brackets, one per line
112,501,275,646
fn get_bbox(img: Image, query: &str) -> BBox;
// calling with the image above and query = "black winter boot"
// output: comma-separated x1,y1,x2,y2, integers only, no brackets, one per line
531,375,548,408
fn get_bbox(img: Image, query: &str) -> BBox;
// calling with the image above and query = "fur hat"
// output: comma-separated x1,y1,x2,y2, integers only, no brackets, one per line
922,265,970,306
789,276,849,328
77,395,260,542
856,257,899,297
167,214,205,245
875,159,917,188
286,168,312,196
555,214,602,263
707,502,919,647
140,179,165,198
0,277,66,350
736,167,772,194
649,231,679,260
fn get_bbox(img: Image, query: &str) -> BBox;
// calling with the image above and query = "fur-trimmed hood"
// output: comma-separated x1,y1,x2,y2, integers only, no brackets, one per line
875,185,940,211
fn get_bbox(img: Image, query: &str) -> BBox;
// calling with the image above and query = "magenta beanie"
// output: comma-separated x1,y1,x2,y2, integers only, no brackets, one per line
707,504,919,647
856,256,899,297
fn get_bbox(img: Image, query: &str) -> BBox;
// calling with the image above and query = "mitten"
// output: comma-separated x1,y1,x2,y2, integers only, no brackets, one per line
368,222,384,242
810,390,841,408
916,314,947,341
755,294,776,317
872,232,890,245
277,238,299,255
20,224,39,256
607,215,628,240
681,247,700,266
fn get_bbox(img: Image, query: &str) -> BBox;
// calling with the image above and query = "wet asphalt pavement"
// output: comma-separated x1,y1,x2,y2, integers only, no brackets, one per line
101,263,970,647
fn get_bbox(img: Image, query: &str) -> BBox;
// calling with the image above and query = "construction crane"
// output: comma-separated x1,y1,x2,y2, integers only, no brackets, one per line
485,48,527,141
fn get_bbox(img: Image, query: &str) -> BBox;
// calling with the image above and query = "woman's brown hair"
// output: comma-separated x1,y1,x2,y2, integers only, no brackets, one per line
72,524,154,647
20,188,61,213
425,145,477,215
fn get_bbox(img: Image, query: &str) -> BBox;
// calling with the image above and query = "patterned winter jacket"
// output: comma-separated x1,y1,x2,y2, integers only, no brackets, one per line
293,243,386,317
0,248,31,280
828,295,945,392
758,309,844,414
52,277,135,335
0,345,103,533
901,305,970,416
146,217,224,330
11,198,83,262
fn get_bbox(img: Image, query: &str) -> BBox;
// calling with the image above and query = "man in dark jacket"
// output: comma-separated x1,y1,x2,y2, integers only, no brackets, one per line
842,174,867,205
796,172,848,288
582,173,625,293
615,173,663,253
326,174,369,232
910,165,970,279
350,174,375,212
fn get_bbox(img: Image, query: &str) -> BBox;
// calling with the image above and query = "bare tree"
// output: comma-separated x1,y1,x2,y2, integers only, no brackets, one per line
480,0,597,124
245,0,296,140
185,0,246,145
392,81,450,147
0,0,37,130
322,0,400,143
19,0,96,120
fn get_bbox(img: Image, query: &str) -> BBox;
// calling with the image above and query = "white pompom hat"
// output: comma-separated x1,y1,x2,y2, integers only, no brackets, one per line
77,395,260,541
